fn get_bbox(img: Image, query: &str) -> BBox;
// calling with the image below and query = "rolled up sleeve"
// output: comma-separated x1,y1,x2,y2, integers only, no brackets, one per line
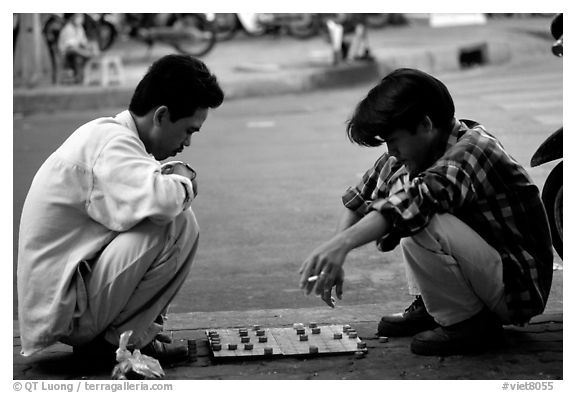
341,153,399,216
368,158,478,238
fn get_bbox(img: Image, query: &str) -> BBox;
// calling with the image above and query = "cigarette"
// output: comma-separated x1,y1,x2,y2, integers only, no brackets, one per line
307,275,319,282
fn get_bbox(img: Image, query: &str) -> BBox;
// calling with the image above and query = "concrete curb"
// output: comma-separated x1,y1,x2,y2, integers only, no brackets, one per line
13,303,562,336
12,61,380,115
12,39,545,115
163,304,563,331
11,303,401,337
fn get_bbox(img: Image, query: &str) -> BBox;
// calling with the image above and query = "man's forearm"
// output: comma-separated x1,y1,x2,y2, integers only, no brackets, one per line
336,207,363,233
334,210,391,253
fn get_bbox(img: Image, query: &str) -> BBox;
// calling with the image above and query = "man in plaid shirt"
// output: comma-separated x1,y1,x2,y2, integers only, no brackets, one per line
299,68,553,356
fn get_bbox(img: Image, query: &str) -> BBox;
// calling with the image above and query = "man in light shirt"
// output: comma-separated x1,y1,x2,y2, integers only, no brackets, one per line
17,54,224,364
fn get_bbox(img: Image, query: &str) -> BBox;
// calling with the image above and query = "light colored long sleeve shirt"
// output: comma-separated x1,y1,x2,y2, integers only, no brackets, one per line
17,110,194,356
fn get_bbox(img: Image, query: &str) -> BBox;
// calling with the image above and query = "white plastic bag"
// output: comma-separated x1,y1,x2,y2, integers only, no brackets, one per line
111,330,165,380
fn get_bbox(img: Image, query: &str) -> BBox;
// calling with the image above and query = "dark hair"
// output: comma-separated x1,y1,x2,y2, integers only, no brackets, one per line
129,54,224,122
346,68,455,147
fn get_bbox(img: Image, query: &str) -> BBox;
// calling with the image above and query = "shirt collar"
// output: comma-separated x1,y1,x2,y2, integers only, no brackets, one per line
113,110,156,158
114,110,139,136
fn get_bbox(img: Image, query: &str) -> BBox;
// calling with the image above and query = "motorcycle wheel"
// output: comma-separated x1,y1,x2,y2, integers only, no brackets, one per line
42,14,64,44
96,20,117,51
170,14,217,57
42,15,65,84
214,13,238,41
542,161,562,258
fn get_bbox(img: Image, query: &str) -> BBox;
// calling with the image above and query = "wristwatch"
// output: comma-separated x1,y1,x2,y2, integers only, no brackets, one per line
164,161,196,180
181,162,197,181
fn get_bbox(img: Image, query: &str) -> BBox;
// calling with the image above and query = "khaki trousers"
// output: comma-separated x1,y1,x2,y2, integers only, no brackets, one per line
61,209,199,348
401,213,511,326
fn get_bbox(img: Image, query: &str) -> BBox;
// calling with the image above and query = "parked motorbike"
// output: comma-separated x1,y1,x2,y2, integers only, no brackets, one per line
196,13,264,41
230,13,311,38
124,13,217,57
209,13,240,41
530,13,562,258
286,13,408,40
210,13,327,40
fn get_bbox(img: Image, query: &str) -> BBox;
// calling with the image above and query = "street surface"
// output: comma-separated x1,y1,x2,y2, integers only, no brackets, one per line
12,53,562,319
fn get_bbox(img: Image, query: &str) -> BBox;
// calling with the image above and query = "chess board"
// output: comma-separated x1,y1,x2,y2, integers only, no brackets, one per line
206,324,365,359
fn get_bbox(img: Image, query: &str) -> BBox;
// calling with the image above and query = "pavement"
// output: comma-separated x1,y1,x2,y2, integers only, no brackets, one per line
12,15,564,382
14,306,562,380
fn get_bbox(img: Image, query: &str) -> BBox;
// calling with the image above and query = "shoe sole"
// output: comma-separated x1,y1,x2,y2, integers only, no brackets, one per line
377,320,439,337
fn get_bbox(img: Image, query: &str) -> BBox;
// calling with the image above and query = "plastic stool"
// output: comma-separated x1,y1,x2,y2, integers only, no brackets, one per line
83,55,125,86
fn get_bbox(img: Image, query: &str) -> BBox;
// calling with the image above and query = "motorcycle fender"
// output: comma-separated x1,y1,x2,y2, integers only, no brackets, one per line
530,127,563,167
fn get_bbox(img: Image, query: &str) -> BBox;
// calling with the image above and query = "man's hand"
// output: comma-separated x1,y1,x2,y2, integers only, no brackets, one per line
161,161,198,197
298,211,392,308
298,237,349,308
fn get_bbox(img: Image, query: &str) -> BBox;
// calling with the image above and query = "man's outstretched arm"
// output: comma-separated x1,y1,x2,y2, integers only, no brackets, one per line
299,210,391,307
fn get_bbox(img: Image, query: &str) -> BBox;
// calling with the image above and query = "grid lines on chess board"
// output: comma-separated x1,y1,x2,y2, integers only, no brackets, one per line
206,328,282,357
206,325,361,358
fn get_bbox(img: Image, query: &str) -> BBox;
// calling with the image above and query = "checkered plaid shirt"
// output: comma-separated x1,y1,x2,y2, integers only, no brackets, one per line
342,119,554,324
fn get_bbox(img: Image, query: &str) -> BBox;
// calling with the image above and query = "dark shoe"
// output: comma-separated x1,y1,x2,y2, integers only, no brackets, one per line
72,335,117,364
377,295,438,337
410,308,504,356
73,332,189,366
140,339,190,365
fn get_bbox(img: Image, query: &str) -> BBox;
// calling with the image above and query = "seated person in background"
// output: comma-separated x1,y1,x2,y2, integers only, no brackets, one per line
57,13,99,83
